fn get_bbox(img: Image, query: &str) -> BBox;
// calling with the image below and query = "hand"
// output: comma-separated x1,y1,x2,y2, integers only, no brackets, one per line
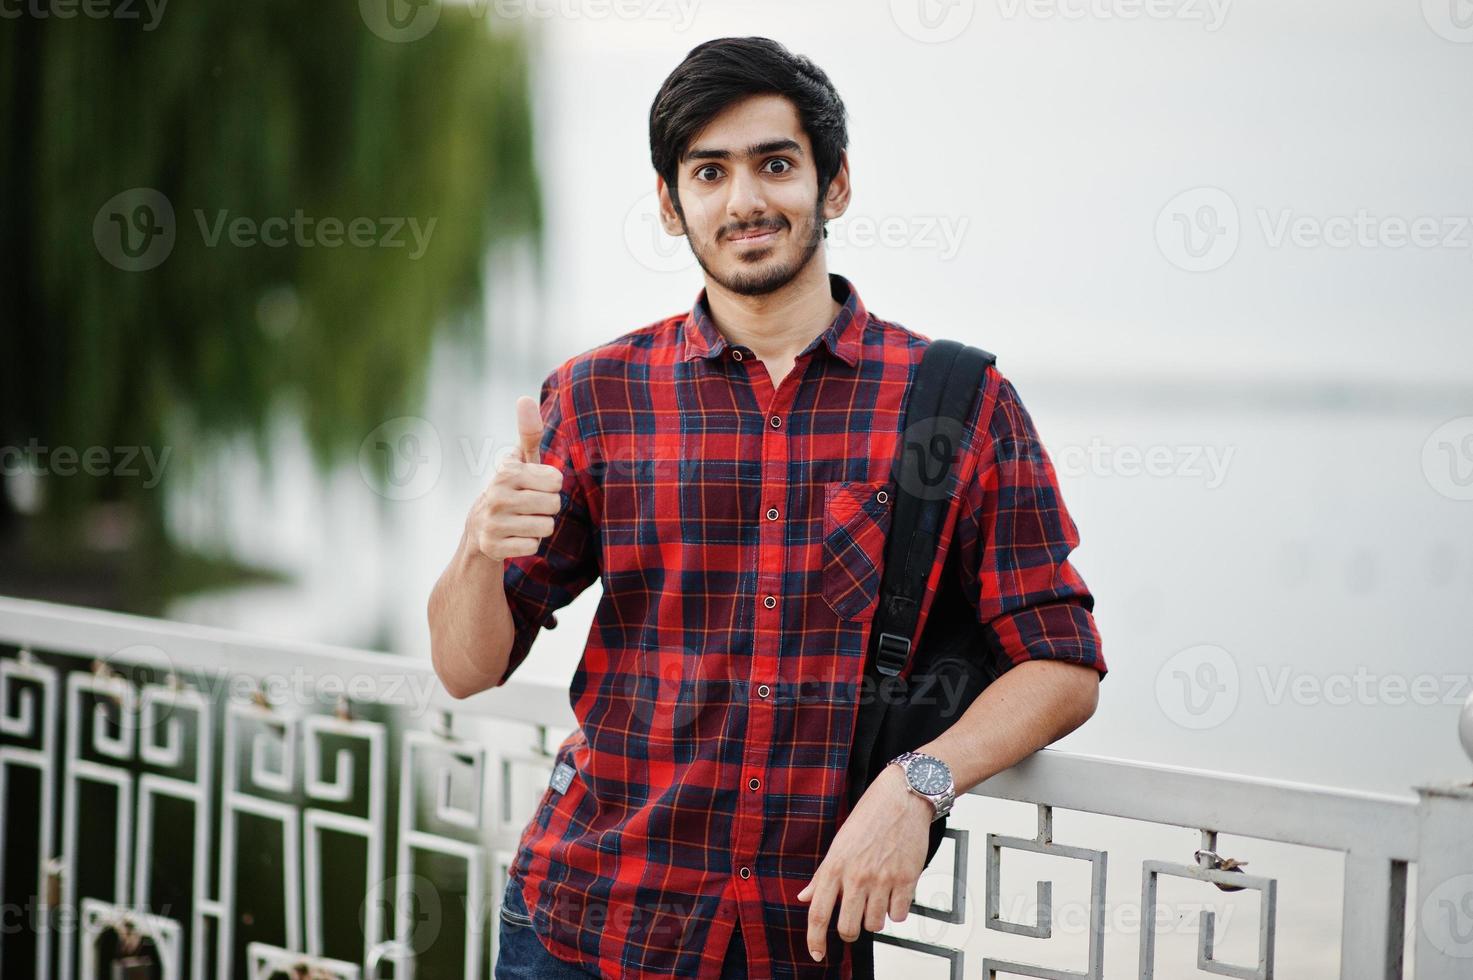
466,395,564,562
795,763,932,962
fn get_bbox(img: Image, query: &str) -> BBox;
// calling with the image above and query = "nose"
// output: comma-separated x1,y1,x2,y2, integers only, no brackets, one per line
724,168,768,230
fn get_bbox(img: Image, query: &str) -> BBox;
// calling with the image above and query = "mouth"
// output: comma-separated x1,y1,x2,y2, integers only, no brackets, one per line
727,226,782,247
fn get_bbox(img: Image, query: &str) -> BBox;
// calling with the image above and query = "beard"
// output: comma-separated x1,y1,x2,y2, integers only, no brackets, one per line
682,195,826,297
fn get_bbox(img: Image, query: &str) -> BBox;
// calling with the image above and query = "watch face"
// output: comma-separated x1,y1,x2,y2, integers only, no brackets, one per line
909,758,949,795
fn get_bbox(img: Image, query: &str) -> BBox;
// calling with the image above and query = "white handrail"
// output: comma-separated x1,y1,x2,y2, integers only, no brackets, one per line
2,594,1470,980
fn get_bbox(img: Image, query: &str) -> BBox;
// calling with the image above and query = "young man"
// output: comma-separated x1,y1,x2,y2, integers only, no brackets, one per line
428,36,1106,979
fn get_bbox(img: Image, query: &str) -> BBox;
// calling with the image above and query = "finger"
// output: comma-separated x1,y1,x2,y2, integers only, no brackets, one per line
493,537,540,560
499,461,563,493
863,888,890,933
515,395,544,465
508,487,563,516
888,884,914,923
805,874,840,962
796,880,813,902
494,514,555,540
836,882,866,944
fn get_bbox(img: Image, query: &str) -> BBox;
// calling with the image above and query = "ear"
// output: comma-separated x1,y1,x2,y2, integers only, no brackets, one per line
822,150,852,223
656,175,686,238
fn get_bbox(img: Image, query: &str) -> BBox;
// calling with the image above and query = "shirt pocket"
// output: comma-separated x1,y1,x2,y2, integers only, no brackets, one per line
821,480,895,622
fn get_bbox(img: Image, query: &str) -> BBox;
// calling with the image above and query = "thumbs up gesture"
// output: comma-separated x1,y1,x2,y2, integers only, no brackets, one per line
516,395,544,465
469,395,565,562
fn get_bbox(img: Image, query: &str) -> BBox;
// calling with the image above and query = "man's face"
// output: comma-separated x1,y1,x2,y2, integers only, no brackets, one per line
658,94,848,297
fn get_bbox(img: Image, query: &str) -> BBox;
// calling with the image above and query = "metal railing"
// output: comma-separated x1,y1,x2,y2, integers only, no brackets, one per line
1,595,1469,979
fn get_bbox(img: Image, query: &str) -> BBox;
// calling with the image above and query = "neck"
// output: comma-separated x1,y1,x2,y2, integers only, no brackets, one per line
703,257,841,365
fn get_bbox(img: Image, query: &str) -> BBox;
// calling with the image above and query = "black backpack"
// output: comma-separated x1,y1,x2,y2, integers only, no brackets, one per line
846,338,1007,976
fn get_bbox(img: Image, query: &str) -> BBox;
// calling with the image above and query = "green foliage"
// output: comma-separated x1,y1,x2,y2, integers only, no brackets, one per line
0,5,541,524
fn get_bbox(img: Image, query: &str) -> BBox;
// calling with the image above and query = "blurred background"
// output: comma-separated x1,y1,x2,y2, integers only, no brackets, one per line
2,0,1471,974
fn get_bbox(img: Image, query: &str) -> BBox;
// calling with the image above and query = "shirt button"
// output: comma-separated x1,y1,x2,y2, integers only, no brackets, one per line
876,490,889,504
763,595,777,609
757,684,771,698
748,777,761,791
739,866,752,879
732,349,744,360
766,507,779,520
769,415,781,428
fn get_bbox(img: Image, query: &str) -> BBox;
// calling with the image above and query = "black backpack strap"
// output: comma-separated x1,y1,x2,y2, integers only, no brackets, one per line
873,340,995,678
846,339,995,808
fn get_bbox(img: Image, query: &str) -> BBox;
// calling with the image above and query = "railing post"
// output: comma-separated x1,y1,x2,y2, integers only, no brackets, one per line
1411,696,1473,979
1340,852,1406,980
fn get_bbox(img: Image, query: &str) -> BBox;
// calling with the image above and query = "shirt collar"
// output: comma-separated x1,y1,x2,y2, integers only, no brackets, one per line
679,273,867,367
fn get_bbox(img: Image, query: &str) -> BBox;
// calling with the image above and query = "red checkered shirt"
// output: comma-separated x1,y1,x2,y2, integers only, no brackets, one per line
499,273,1105,978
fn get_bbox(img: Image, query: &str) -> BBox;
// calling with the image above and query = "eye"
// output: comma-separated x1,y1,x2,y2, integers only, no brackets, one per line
764,158,793,175
694,165,723,182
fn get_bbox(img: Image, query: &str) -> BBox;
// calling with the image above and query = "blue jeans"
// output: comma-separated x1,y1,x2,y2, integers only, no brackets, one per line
495,877,748,979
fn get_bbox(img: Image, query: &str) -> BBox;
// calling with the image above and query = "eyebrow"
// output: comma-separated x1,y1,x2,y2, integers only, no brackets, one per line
683,138,804,164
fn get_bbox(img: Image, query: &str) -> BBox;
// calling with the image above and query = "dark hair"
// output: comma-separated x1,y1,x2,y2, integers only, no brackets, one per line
649,37,849,218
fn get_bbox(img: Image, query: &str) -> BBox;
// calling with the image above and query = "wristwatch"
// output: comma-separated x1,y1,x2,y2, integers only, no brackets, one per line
888,751,954,822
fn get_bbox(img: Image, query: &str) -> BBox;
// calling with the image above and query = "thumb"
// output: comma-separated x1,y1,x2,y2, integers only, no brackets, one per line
515,395,544,465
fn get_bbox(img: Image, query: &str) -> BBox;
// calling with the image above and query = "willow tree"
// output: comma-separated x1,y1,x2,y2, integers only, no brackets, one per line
0,4,541,608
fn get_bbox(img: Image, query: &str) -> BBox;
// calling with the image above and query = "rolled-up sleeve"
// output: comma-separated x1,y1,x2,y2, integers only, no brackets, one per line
497,364,600,686
953,373,1106,680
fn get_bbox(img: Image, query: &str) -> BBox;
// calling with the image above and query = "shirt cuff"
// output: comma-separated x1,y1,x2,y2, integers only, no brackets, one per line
985,598,1107,680
497,581,560,687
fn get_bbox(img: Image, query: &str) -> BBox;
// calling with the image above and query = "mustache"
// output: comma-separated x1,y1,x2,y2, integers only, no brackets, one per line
723,220,786,240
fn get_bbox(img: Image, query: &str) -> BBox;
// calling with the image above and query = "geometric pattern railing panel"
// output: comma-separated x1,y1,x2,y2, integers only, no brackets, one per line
980,804,1106,980
2,601,1471,980
0,644,558,980
1139,830,1278,980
